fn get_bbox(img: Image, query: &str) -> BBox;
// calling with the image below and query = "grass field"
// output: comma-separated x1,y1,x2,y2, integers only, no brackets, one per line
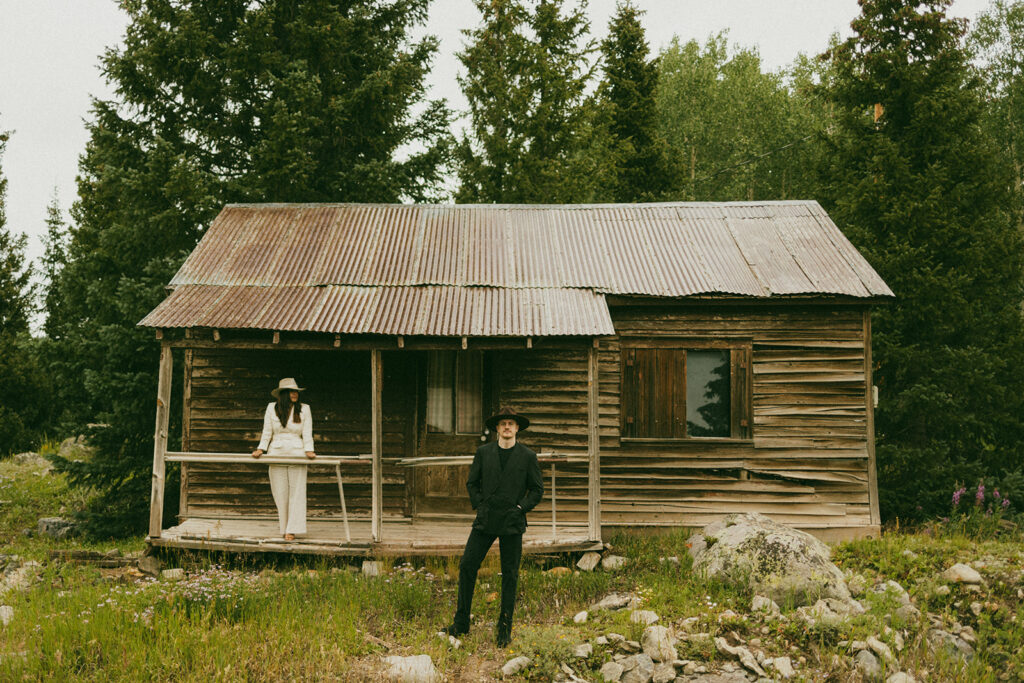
1,454,1021,681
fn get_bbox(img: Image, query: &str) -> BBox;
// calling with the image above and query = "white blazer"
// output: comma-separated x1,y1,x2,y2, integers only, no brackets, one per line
257,403,314,458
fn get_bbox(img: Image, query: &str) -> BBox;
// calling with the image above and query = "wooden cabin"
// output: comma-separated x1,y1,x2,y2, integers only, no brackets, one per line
139,201,893,556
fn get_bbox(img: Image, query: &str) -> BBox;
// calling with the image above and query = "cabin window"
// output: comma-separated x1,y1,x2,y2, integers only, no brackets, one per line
426,351,484,434
621,343,751,440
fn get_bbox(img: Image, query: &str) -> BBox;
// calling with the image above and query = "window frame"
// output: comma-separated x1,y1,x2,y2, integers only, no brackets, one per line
425,350,486,436
619,337,753,443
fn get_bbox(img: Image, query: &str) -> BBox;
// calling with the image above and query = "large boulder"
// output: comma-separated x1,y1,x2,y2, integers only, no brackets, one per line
687,512,850,606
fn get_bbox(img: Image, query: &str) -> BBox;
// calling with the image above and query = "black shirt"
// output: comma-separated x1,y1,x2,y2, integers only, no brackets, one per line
498,445,514,471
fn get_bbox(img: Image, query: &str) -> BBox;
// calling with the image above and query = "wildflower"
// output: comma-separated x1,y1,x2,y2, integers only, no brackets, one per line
976,483,986,505
994,489,1001,501
952,487,967,506
1002,498,1011,509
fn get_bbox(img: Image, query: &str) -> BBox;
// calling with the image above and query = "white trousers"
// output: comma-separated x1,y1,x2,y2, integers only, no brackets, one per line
268,465,307,535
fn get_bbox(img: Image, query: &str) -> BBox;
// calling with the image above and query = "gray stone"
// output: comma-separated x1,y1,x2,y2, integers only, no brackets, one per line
927,629,974,662
794,597,863,627
714,637,766,678
602,554,628,571
651,662,676,683
577,552,602,572
847,573,868,598
773,656,795,679
362,560,383,576
0,606,12,626
596,635,609,645
161,568,185,581
870,580,911,606
854,650,883,681
641,625,677,662
631,610,660,625
600,661,625,682
867,635,895,663
970,601,983,616
593,593,635,611
137,555,161,578
934,585,951,596
500,656,532,677
37,517,78,539
750,595,780,615
893,604,921,623
687,512,850,607
659,556,681,568
573,610,588,624
0,562,38,595
901,549,919,560
622,640,642,654
384,654,441,682
886,674,916,683
574,643,593,658
13,452,49,470
620,654,654,683
942,563,982,585
58,435,91,460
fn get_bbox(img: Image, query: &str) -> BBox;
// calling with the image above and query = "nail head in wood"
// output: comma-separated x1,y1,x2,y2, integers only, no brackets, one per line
333,334,341,348
461,336,468,350
397,336,404,349
213,329,220,341
272,331,280,344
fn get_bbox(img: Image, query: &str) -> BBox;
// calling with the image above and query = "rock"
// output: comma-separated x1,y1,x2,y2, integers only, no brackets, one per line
501,656,531,677
934,585,951,596
970,601,983,616
137,555,161,578
893,604,921,623
607,633,626,645
577,552,602,572
622,640,642,654
573,610,588,624
927,629,974,662
942,563,982,585
620,654,654,683
384,654,441,682
773,656,795,679
867,635,895,663
596,635,609,645
362,561,383,576
37,517,78,539
651,662,676,683
714,637,766,678
546,566,572,576
0,606,12,626
161,568,185,581
13,452,49,470
901,549,919,559
679,616,700,632
886,673,916,683
687,512,850,607
58,435,91,460
600,661,625,682
575,643,593,658
958,625,977,645
630,610,659,625
794,598,864,627
641,625,676,662
751,595,780,615
847,572,868,598
854,650,883,680
593,593,635,611
870,580,911,606
602,555,627,571
659,556,680,568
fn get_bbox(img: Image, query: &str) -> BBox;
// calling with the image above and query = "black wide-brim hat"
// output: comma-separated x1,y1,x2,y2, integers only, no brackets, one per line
485,406,529,432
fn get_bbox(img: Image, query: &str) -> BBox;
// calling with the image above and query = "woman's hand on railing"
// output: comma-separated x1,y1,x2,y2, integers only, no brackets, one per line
305,451,316,460
252,449,263,459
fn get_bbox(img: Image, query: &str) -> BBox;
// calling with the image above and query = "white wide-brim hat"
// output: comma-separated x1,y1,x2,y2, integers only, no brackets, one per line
271,377,305,398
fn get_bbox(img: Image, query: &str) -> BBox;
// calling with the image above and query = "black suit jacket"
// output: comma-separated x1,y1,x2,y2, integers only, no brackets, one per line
466,441,544,535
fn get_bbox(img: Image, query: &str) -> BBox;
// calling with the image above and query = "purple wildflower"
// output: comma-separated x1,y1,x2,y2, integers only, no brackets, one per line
994,489,1001,501
1002,498,1011,509
952,487,967,505
976,483,986,505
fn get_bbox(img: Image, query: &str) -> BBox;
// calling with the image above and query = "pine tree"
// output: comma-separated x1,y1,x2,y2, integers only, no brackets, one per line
40,190,68,340
0,127,46,455
820,0,1024,519
599,1,675,201
50,0,452,534
456,0,611,202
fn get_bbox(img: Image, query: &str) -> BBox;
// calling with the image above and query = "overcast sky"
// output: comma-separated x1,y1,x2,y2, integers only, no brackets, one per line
0,0,992,267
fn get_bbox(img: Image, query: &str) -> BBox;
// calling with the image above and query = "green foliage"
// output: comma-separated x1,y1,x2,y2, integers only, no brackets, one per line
819,0,1024,521
656,34,825,201
455,0,612,202
597,1,676,201
47,0,452,535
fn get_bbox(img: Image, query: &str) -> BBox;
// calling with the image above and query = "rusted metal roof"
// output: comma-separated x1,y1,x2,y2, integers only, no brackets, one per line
139,285,615,336
142,201,892,336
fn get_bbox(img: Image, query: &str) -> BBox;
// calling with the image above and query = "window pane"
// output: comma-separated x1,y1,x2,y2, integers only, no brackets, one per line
456,352,483,434
426,351,454,433
686,349,731,437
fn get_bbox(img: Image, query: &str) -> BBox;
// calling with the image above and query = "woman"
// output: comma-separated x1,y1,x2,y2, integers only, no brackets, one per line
252,378,315,541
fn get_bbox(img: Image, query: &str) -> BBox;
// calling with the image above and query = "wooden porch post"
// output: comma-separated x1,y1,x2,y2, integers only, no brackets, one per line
371,349,383,542
149,343,173,538
587,340,602,542
864,310,881,527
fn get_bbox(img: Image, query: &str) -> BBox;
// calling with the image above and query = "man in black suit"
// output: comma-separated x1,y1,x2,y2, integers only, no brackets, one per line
443,406,544,647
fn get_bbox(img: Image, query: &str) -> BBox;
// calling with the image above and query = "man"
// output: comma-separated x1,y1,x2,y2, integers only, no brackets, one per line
444,406,544,647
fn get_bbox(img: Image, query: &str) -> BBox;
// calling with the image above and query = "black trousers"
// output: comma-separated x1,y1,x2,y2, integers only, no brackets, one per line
453,528,523,631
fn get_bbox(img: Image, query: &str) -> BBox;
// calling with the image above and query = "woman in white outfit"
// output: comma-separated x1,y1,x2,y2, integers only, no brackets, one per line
251,378,315,540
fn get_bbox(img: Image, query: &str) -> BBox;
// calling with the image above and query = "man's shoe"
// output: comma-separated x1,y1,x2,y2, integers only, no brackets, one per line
443,623,468,637
496,621,512,647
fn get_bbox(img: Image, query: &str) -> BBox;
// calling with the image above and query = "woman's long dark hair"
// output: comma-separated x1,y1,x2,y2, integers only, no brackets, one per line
275,392,303,427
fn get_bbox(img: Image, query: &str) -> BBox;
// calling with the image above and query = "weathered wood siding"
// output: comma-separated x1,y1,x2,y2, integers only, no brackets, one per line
182,349,416,519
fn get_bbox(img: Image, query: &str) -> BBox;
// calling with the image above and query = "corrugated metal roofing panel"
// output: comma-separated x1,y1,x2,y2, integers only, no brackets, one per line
142,285,614,336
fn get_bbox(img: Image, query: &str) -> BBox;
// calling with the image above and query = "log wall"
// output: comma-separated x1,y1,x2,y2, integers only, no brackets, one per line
179,303,877,534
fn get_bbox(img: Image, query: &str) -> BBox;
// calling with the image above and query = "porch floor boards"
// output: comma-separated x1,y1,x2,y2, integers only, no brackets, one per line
151,517,603,557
